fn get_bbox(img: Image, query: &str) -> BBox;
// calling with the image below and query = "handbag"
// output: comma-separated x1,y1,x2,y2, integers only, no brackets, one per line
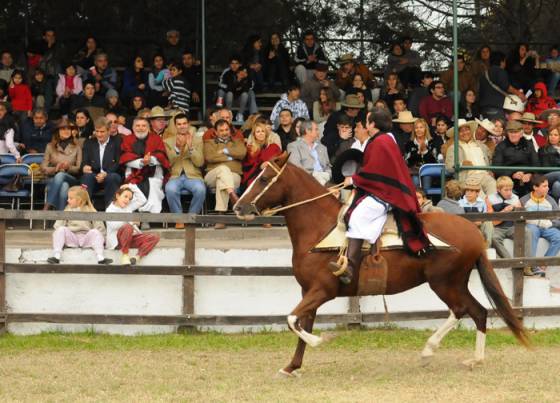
2,174,24,192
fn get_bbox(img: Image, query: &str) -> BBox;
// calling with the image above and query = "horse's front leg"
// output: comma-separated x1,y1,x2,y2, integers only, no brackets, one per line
278,310,316,378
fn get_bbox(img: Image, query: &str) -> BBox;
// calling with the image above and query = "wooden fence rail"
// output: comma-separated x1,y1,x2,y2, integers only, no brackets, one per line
0,210,559,333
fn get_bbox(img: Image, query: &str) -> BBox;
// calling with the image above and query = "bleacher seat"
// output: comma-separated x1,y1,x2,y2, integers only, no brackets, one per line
419,163,446,197
0,164,35,229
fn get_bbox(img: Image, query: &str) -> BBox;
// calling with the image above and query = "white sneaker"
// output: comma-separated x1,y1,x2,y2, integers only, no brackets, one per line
121,254,131,266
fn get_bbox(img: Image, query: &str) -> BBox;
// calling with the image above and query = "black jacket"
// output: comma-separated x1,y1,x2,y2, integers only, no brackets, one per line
492,137,540,177
81,136,122,174
539,145,560,169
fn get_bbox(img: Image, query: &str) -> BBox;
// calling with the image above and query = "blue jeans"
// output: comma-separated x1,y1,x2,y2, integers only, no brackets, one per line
46,172,79,210
548,72,560,94
545,171,560,200
527,224,560,257
165,175,207,214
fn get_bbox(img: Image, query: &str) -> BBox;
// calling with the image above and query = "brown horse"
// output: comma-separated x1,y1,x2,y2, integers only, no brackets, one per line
234,152,528,377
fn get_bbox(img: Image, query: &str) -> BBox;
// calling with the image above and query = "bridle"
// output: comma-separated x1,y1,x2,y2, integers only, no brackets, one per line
242,161,345,217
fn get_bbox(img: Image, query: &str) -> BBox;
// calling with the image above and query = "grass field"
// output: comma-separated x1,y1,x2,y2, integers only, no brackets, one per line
1,328,559,402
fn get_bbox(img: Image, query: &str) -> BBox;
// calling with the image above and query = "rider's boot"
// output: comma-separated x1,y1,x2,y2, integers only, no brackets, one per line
328,238,363,285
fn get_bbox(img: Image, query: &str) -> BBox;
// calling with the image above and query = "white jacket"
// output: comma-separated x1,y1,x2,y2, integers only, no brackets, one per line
105,184,147,249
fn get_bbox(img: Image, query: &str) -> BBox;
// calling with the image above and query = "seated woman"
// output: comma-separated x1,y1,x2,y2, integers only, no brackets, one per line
0,101,21,160
147,54,169,108
432,114,451,159
458,88,480,120
345,73,372,103
242,122,282,188
41,118,82,210
380,72,404,114
404,118,437,187
73,108,94,145
121,55,149,104
312,87,340,124
539,126,560,200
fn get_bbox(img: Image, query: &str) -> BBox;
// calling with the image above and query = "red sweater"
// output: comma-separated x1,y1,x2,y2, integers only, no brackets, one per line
8,83,33,112
419,95,453,123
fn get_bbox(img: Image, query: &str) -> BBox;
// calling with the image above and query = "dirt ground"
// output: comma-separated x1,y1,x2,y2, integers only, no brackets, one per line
0,344,558,402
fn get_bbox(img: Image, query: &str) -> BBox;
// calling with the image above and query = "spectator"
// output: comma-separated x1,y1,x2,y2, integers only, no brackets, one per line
121,55,149,102
128,94,147,119
313,87,340,124
416,188,443,213
471,44,491,87
104,89,127,118
418,80,453,127
520,174,560,277
445,119,496,196
242,121,282,187
181,49,202,106
80,117,122,209
162,61,191,114
293,117,306,137
73,108,93,144
474,118,498,157
539,109,560,137
439,54,477,96
120,117,170,215
544,45,560,95
56,62,83,117
162,110,196,140
525,82,556,129
391,111,418,155
263,32,291,89
147,54,170,107
106,184,160,266
47,185,111,265
408,71,434,118
72,35,102,73
404,118,438,186
288,120,331,185
294,31,328,85
351,113,374,152
8,69,32,123
506,43,538,92
401,36,423,87
458,177,493,245
380,72,404,114
491,117,506,145
539,126,560,200
458,88,480,120
432,114,451,157
335,53,376,93
105,111,131,138
391,94,408,117
479,50,525,120
145,106,168,138
0,101,20,160
436,179,464,214
242,34,265,92
0,51,15,83
269,83,309,129
70,80,104,120
300,64,339,114
0,79,7,102
219,61,257,123
30,68,49,110
322,94,364,159
203,119,247,229
517,112,545,151
275,109,298,150
487,176,531,260
38,27,65,109
41,118,82,211
164,113,206,226
492,120,539,195
87,53,117,96
160,30,184,64
20,108,53,153
330,114,354,161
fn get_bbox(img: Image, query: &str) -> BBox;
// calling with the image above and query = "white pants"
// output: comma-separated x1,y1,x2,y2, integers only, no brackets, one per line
346,196,388,244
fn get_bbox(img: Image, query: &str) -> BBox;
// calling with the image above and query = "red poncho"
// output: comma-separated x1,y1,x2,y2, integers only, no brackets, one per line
242,143,281,186
120,132,170,185
351,132,430,255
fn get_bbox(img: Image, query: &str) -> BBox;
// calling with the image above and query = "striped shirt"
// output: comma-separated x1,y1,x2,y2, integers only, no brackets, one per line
163,77,191,113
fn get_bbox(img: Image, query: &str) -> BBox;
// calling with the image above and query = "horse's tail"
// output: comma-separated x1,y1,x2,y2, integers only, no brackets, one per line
476,252,530,347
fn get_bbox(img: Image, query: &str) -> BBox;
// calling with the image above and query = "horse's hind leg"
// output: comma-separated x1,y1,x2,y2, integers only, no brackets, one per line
461,292,488,369
278,310,316,378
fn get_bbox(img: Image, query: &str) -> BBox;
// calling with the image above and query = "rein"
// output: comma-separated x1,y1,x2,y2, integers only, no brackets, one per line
249,161,345,217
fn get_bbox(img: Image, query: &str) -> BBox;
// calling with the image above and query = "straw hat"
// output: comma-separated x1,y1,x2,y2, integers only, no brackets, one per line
505,120,523,131
338,53,355,65
149,106,170,119
392,111,418,124
475,118,497,135
463,177,481,191
516,112,542,125
340,94,365,109
445,119,478,139
539,108,560,121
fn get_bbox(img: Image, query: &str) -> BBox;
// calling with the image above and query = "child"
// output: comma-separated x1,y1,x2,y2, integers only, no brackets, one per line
162,61,191,114
56,62,83,116
106,184,160,265
416,188,443,213
47,185,112,265
459,178,493,245
436,179,464,214
8,69,32,124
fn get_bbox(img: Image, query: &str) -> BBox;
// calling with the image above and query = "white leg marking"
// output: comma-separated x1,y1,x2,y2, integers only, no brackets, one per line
421,311,459,358
462,331,486,369
287,315,323,348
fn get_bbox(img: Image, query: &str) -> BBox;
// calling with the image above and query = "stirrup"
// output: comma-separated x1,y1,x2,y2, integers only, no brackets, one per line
328,254,349,277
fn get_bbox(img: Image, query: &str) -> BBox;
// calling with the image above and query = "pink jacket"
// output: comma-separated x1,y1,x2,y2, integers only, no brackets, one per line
56,74,83,98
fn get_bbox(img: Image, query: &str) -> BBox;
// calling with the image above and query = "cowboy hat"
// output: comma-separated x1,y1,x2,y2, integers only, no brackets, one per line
539,108,560,121
446,119,478,139
505,120,523,131
392,111,418,124
475,118,497,135
331,148,364,184
149,106,170,119
341,94,365,109
338,53,355,65
463,177,481,191
516,112,542,125
503,94,525,113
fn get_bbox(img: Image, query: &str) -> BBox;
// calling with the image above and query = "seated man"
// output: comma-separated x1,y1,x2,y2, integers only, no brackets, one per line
148,106,170,137
203,119,247,229
520,174,560,277
20,108,53,153
164,113,206,228
418,80,452,127
287,120,331,185
216,56,257,123
81,117,122,208
120,117,170,215
269,83,309,130
322,94,363,159
293,31,328,85
87,53,117,96
300,64,340,114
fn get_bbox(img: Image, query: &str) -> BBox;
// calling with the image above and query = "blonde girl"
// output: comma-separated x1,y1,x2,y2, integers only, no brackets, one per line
48,185,112,264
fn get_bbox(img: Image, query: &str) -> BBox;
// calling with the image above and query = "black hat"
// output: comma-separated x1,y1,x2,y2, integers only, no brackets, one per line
331,148,364,184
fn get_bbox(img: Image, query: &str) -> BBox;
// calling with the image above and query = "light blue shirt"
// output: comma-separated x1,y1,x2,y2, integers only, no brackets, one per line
308,142,323,172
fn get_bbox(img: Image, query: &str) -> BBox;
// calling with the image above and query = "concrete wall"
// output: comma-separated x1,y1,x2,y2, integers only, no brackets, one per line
5,239,560,335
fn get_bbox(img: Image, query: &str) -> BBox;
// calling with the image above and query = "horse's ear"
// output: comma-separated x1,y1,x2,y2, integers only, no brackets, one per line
277,151,290,167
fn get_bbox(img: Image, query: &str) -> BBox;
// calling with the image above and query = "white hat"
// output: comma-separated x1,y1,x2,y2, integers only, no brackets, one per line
503,95,525,113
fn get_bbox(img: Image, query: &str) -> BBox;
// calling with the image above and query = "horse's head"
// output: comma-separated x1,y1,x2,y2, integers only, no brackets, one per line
234,152,290,220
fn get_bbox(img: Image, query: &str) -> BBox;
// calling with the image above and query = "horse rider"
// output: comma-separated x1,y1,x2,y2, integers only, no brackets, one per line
329,107,431,284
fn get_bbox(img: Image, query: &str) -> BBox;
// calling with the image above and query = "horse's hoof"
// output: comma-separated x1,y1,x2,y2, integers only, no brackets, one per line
462,358,483,370
277,368,302,378
420,355,433,367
